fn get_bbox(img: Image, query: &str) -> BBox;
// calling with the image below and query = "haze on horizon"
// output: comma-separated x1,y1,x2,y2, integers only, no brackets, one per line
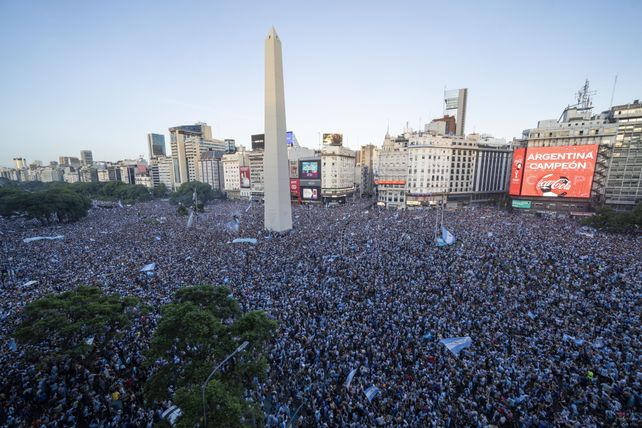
1,0,641,166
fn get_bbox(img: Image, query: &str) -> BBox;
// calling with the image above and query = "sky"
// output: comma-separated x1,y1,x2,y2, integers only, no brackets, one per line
1,0,641,167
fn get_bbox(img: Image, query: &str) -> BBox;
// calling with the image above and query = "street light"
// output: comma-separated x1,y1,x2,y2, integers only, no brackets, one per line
201,341,249,428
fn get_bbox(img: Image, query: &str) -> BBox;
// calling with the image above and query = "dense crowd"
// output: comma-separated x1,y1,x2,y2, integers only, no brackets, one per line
0,199,640,427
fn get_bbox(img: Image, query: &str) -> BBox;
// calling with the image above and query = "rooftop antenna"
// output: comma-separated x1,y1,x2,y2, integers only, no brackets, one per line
609,74,618,109
575,79,596,110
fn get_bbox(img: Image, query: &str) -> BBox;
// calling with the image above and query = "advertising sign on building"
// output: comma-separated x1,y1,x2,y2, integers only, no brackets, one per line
239,166,251,188
290,178,299,194
508,148,526,196
301,187,320,201
299,160,320,180
322,133,343,146
520,145,598,198
511,200,532,209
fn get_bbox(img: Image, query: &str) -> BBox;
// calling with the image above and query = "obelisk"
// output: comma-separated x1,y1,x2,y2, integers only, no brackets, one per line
264,27,292,232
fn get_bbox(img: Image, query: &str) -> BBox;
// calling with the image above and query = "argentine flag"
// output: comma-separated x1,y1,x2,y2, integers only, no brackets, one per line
364,385,380,402
440,336,472,356
441,226,456,245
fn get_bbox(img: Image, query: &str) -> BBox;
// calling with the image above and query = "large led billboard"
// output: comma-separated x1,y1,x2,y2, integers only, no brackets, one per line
508,148,526,196
239,166,251,188
301,187,320,201
322,133,343,146
299,160,320,180
520,145,598,198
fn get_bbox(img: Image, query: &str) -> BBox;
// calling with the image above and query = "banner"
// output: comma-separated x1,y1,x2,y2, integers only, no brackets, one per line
508,148,526,196
521,145,598,198
240,166,251,188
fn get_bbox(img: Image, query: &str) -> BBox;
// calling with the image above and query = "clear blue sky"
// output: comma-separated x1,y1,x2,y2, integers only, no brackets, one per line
1,0,641,166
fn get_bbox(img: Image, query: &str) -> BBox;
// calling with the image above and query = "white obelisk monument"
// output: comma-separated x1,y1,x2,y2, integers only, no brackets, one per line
264,27,292,232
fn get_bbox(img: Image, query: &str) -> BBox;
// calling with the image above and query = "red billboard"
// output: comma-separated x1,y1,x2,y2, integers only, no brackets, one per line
508,148,526,196
520,145,598,198
240,166,251,188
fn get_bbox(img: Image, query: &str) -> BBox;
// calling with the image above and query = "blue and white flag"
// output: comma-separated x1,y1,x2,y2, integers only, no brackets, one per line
8,339,17,352
344,367,358,388
563,334,585,346
440,336,472,356
364,385,380,402
527,311,536,320
441,226,456,245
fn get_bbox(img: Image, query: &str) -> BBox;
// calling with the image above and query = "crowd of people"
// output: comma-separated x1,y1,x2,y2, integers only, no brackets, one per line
0,199,640,426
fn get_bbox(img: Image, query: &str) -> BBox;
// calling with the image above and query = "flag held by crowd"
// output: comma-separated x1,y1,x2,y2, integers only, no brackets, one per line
440,336,472,356
344,367,358,388
364,385,380,402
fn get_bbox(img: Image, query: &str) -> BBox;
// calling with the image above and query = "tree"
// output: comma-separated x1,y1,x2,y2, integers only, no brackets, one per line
15,286,142,359
0,187,91,224
153,182,169,198
144,285,277,427
169,181,221,206
582,202,642,234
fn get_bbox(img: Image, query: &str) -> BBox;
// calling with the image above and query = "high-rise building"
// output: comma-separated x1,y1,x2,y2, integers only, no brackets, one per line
376,132,409,208
169,123,227,187
59,156,81,168
222,148,250,199
358,144,377,195
604,100,642,209
80,150,93,166
198,150,225,191
249,151,265,201
147,133,166,159
515,83,618,211
444,88,468,136
321,144,356,203
13,158,26,169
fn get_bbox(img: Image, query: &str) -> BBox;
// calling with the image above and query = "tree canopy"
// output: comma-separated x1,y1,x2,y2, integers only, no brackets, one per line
15,286,142,359
0,186,91,224
144,285,277,427
169,181,222,206
582,202,642,234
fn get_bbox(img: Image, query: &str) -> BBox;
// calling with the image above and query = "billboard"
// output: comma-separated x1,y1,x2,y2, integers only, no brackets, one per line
512,200,532,209
520,145,598,198
323,133,343,146
251,134,264,151
239,166,251,188
290,179,299,194
301,187,320,201
299,160,320,180
508,148,526,196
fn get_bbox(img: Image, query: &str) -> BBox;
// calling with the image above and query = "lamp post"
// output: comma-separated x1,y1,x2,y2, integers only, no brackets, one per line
201,341,249,428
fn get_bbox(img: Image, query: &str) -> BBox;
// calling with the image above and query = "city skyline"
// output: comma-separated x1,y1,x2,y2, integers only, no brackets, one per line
1,0,642,167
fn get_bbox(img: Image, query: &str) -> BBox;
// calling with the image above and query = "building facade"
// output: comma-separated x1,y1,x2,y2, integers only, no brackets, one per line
321,144,356,202
605,100,642,209
147,133,166,159
80,150,93,166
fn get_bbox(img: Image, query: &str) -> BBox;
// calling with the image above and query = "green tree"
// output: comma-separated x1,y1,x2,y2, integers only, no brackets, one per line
0,187,91,224
583,202,642,233
153,182,169,198
170,181,221,206
144,285,277,427
15,286,142,359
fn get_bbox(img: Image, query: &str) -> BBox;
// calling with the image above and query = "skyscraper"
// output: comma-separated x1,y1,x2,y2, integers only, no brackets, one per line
263,27,292,232
168,123,226,187
147,133,166,159
80,150,93,166
444,88,468,136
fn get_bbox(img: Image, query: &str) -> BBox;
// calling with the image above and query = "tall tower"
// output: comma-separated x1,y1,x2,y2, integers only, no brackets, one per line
444,88,468,136
263,27,292,232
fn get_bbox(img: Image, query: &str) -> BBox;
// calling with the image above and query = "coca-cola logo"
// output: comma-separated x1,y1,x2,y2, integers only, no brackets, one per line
537,174,570,197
